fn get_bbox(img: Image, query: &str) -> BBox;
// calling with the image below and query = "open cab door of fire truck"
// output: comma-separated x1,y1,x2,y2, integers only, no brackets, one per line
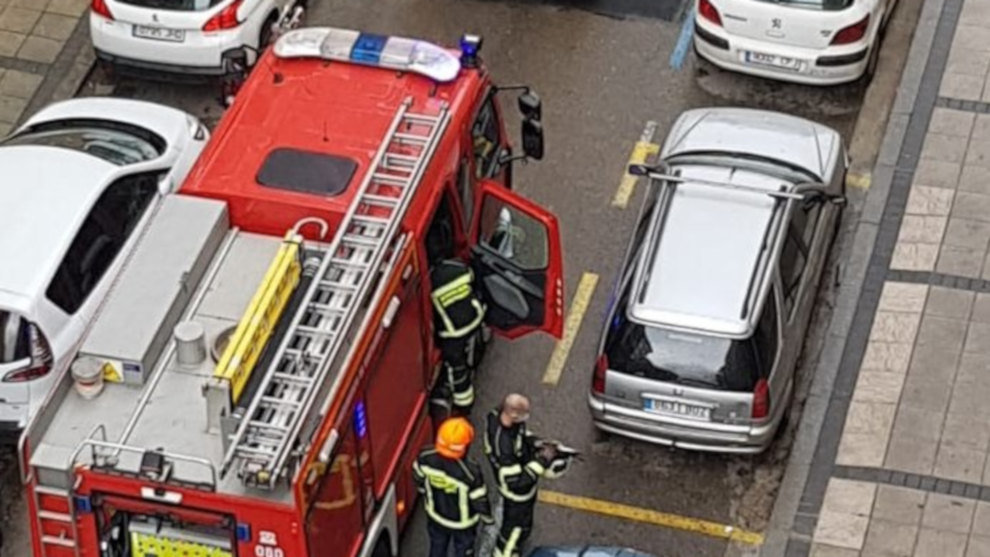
469,181,564,339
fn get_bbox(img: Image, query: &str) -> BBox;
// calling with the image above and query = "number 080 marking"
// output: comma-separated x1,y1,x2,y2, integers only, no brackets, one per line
255,546,285,557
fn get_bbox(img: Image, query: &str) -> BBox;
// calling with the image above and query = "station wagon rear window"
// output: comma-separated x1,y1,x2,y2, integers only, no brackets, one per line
256,148,358,196
752,0,853,9
115,0,225,10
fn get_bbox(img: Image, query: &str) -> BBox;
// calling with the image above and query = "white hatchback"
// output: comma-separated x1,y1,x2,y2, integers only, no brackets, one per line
90,0,305,78
693,0,898,85
0,98,208,439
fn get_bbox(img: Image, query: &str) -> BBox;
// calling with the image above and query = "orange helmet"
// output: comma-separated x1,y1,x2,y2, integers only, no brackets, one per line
436,417,474,459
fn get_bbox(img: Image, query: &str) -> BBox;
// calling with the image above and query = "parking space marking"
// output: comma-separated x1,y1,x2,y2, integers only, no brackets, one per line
847,172,871,189
612,121,659,209
542,272,600,386
539,490,764,546
669,6,696,70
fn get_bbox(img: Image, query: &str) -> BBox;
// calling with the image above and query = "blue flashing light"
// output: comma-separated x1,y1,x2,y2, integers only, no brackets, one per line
459,34,482,68
350,33,388,64
236,523,251,542
73,495,92,514
354,400,368,439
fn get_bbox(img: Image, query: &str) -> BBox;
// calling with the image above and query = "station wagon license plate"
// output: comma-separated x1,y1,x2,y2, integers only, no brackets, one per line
644,399,711,421
744,51,802,71
132,25,185,43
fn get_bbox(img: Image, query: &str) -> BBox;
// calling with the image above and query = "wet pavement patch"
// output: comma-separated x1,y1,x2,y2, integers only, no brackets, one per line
480,0,690,21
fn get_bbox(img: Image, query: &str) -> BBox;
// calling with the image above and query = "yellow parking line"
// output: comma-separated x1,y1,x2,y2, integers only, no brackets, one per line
847,172,871,190
539,490,764,546
542,272,600,386
612,121,660,209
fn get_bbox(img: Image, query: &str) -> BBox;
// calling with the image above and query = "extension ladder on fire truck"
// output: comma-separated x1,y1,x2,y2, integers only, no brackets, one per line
32,484,80,557
220,97,451,489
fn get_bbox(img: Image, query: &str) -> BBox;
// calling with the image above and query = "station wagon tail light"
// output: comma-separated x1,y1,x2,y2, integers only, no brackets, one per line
2,325,53,383
752,378,770,419
698,0,722,27
830,14,870,45
203,0,243,32
592,355,608,394
91,0,113,20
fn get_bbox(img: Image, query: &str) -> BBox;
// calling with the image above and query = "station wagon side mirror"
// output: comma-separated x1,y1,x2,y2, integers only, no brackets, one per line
518,91,542,121
521,119,544,161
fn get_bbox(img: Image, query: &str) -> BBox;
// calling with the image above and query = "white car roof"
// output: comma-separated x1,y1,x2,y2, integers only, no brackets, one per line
0,146,117,302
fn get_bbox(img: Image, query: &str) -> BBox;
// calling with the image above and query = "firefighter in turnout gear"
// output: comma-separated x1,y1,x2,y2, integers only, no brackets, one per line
430,258,486,415
414,417,494,557
484,393,556,557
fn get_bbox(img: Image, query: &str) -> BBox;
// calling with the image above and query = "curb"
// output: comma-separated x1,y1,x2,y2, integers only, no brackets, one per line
759,0,947,555
18,13,97,126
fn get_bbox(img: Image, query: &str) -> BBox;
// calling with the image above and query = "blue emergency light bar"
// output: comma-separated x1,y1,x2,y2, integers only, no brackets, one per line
273,27,468,83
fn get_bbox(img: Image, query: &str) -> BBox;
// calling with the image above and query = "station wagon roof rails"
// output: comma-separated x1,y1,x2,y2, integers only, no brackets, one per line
628,163,804,201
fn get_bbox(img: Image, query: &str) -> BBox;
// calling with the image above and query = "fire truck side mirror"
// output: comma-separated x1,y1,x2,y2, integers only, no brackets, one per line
518,92,542,121
521,119,544,161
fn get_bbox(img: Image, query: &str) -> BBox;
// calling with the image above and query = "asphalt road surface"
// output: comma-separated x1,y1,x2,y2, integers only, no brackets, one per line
0,0,907,555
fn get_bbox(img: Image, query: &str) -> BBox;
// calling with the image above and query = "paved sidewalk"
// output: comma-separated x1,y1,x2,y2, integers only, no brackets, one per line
0,0,94,136
766,0,990,555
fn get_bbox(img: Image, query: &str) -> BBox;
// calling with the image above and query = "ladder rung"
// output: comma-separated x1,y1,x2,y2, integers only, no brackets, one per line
294,324,336,338
248,421,289,433
385,153,419,165
235,446,276,457
39,510,73,523
34,486,70,497
361,194,399,207
372,172,412,187
318,279,357,292
41,535,75,548
352,214,389,226
260,396,300,409
342,233,381,248
273,372,314,384
403,113,440,125
393,132,429,144
329,257,371,270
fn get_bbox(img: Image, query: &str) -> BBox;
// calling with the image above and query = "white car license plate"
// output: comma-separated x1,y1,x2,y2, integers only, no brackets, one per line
644,399,711,421
132,25,185,43
744,51,802,71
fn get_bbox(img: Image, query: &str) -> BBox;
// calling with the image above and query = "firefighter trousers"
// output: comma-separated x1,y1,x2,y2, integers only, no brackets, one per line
439,332,481,413
495,498,536,557
427,520,477,557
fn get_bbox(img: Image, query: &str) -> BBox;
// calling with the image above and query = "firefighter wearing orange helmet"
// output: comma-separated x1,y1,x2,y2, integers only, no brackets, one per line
413,417,493,557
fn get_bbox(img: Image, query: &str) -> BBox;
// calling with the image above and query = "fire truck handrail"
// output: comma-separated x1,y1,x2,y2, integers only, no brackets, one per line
71,438,219,491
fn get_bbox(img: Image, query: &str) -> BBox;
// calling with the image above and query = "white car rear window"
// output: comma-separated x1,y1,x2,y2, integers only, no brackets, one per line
116,0,226,11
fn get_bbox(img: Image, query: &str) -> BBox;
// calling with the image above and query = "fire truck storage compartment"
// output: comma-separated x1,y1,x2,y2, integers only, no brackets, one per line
78,195,229,386
94,496,234,557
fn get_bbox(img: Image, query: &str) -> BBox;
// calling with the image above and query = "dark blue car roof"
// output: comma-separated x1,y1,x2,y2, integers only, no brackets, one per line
528,547,656,557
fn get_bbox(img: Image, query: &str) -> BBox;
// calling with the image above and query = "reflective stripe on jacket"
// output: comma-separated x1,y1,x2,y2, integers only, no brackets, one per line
483,410,551,502
413,448,493,530
431,260,485,340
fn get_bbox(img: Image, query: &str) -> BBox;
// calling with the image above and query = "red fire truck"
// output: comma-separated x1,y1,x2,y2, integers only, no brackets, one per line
18,27,564,557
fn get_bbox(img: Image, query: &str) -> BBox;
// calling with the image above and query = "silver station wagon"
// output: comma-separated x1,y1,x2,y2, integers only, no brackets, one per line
588,107,847,454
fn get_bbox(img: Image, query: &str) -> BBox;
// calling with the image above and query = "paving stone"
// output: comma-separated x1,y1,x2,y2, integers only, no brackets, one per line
943,218,990,250
901,215,949,244
880,282,930,313
960,165,990,195
810,544,860,557
916,159,963,189
862,341,914,373
953,192,990,223
942,72,987,102
0,69,42,99
885,433,939,475
891,242,940,271
941,411,990,451
974,115,990,141
945,51,990,78
46,0,88,17
0,121,12,138
937,245,986,277
974,502,990,535
892,406,946,442
934,444,987,484
17,34,60,63
10,0,51,9
959,0,990,25
951,25,990,55
923,133,972,165
823,478,878,515
873,485,926,525
837,431,890,468
871,311,922,344
967,535,990,557
908,186,957,216
914,528,968,557
916,316,969,353
0,6,41,34
968,141,990,168
32,12,74,40
923,494,976,534
927,287,975,320
854,369,907,404
0,29,25,57
862,519,917,557
983,76,990,104
814,510,870,550
972,294,990,324
931,108,977,137
956,352,990,385
0,94,26,123
966,323,990,355
947,379,990,417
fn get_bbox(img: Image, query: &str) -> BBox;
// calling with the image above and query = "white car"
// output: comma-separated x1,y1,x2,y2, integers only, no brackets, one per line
0,98,208,439
90,0,305,78
693,0,898,85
